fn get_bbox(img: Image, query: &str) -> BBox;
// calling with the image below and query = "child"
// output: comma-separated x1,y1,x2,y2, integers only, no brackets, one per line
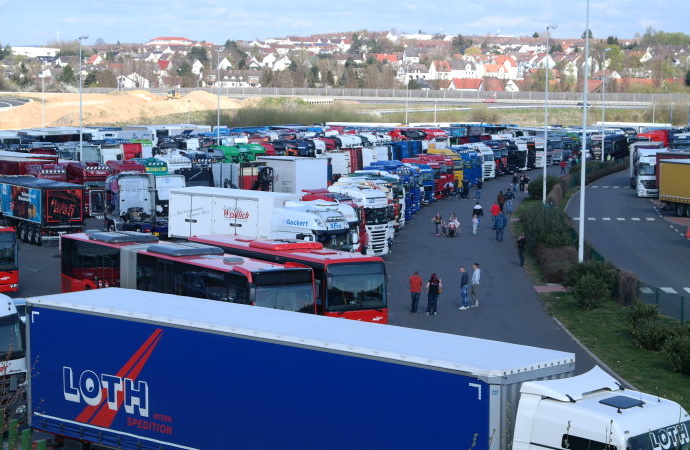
472,214,479,235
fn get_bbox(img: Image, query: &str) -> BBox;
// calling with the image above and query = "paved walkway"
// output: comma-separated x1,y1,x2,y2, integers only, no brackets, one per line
533,284,568,293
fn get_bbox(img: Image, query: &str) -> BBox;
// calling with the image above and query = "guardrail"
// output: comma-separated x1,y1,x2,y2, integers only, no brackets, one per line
639,285,689,323
73,87,688,105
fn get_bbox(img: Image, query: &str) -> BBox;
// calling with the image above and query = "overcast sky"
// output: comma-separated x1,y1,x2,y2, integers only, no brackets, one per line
2,0,686,47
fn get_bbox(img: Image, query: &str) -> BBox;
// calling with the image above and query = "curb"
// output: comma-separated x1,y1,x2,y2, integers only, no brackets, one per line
551,315,637,390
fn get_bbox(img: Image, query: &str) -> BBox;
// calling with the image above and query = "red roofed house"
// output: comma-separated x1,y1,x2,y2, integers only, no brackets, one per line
375,54,398,64
87,54,103,66
448,78,482,91
428,60,452,80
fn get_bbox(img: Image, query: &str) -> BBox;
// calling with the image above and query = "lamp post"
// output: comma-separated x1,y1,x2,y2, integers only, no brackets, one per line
543,24,557,204
434,101,437,123
405,77,409,124
216,47,221,145
600,47,611,161
41,60,45,128
78,35,88,154
578,1,591,263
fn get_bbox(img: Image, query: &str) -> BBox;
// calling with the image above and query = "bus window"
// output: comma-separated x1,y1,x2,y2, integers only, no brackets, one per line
326,262,386,312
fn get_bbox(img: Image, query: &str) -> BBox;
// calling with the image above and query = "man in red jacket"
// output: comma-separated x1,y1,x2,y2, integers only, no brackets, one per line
409,271,423,314
490,202,501,230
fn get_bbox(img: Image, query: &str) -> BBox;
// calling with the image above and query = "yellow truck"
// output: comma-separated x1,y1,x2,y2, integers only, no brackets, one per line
658,159,690,217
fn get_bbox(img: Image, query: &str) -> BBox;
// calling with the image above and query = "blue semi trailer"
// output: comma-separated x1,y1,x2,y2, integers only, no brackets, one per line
27,289,690,449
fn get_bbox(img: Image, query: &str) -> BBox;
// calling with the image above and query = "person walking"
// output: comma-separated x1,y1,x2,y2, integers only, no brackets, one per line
494,211,507,242
511,172,519,191
523,174,530,192
490,202,501,229
518,174,526,192
474,179,483,199
472,202,483,225
432,213,442,236
497,190,506,212
470,263,481,308
461,179,469,200
559,159,567,175
517,233,527,267
471,214,479,235
409,271,423,313
504,188,515,214
426,273,442,315
459,266,470,310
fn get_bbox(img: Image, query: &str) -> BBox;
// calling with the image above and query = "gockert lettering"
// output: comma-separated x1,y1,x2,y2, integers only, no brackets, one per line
650,423,690,449
285,218,309,227
63,367,149,417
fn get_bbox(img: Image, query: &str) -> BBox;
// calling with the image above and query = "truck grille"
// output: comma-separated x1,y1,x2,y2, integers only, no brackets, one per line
641,180,656,189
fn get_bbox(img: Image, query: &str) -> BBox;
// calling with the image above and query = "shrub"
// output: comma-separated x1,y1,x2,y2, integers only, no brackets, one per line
535,245,578,283
627,301,659,326
629,317,672,351
564,261,619,293
527,175,562,201
617,270,639,306
519,205,572,251
546,183,564,206
572,273,611,310
663,334,690,374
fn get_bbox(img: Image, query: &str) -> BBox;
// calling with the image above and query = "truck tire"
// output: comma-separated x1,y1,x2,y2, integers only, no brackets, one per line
134,226,142,232
107,222,116,232
31,226,42,246
19,224,29,243
28,226,37,245
676,204,687,217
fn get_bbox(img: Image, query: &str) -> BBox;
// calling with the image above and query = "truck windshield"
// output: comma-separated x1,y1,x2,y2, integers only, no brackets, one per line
0,233,17,271
638,163,655,175
255,284,315,313
326,262,386,312
317,232,354,252
627,420,690,449
0,314,24,360
364,207,389,225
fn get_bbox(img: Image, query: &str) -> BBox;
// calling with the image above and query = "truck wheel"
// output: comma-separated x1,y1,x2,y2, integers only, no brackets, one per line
33,227,42,246
676,204,687,217
28,226,37,245
107,222,116,232
19,224,29,243
134,226,142,232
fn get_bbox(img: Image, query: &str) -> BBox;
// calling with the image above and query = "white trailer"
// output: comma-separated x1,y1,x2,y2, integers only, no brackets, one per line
256,156,329,194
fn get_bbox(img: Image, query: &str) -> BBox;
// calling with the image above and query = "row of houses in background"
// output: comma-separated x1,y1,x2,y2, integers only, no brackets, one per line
7,31,690,92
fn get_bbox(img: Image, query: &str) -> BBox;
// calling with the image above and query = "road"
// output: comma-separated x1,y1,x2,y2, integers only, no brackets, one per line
566,169,690,296
14,175,599,374
0,96,30,110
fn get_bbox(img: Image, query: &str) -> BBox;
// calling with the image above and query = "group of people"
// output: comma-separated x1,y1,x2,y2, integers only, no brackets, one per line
409,263,481,315
432,213,461,237
510,173,530,193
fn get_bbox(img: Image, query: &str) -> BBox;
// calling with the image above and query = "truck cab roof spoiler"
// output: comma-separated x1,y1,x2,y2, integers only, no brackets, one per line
520,366,621,402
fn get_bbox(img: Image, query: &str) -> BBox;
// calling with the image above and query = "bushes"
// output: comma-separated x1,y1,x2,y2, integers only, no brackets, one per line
564,261,619,291
572,273,611,310
527,175,563,201
518,205,572,251
663,334,690,374
535,245,578,283
617,270,640,306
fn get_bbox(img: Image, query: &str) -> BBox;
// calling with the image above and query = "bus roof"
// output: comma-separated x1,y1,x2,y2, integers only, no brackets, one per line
190,235,385,265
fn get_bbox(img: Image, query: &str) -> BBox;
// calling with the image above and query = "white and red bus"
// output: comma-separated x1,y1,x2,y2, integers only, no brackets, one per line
189,235,388,323
60,232,316,314
0,227,18,292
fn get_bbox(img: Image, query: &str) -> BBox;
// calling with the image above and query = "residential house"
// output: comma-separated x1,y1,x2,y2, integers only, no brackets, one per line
402,48,421,64
428,60,451,80
449,59,481,79
87,54,103,66
272,56,292,72
117,72,150,89
191,59,205,75
448,78,483,91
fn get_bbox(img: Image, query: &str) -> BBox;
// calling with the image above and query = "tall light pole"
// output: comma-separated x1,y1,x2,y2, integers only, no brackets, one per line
600,47,611,161
578,2,591,263
216,47,221,145
405,77,409,124
41,60,45,127
543,24,557,204
78,35,88,154
433,101,437,123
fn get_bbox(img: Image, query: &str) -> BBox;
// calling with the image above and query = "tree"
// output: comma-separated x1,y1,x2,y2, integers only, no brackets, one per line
606,36,619,46
84,71,98,87
451,34,473,54
176,62,192,77
533,32,540,38
0,44,11,60
58,65,76,85
550,43,563,53
325,70,335,86
189,46,208,65
581,29,593,39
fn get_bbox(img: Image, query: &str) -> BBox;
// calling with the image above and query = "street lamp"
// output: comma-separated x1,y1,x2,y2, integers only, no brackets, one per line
578,1,592,262
600,47,611,161
41,60,45,127
405,76,409,125
543,24,557,204
78,35,88,154
216,47,221,145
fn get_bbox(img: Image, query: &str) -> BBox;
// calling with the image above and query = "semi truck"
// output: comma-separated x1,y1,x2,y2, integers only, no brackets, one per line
256,156,329,194
658,159,690,217
168,187,356,251
65,161,111,219
629,141,665,196
27,288,690,450
0,176,85,245
0,293,26,419
103,172,168,236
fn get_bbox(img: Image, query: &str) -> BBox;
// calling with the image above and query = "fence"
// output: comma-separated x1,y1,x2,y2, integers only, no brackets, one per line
639,285,689,323
79,86,690,106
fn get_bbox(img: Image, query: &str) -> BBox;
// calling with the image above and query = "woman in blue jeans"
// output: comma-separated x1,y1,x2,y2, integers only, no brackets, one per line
426,273,442,315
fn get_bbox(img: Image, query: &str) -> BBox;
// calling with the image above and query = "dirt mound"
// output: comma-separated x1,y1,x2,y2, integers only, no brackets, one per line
0,90,247,130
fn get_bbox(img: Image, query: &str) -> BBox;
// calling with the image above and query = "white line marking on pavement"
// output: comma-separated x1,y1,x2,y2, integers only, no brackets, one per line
602,186,610,189
617,217,626,221
646,217,656,221
591,186,599,188
640,287,654,294
573,217,580,220
661,287,678,294
588,217,596,221
684,288,690,295
631,217,640,221
613,186,620,189
602,217,611,221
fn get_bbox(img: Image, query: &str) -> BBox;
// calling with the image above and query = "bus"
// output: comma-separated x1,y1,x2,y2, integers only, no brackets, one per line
0,227,19,292
188,235,388,323
60,232,316,314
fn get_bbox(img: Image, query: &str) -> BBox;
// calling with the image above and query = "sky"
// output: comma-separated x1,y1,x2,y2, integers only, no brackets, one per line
2,0,687,47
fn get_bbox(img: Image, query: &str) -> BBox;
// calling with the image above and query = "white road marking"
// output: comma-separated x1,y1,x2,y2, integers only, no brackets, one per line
613,186,620,189
640,287,654,294
631,218,640,221
587,217,596,221
602,186,610,189
602,217,611,221
617,217,626,221
591,186,599,188
684,288,690,295
646,217,656,221
661,287,677,294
